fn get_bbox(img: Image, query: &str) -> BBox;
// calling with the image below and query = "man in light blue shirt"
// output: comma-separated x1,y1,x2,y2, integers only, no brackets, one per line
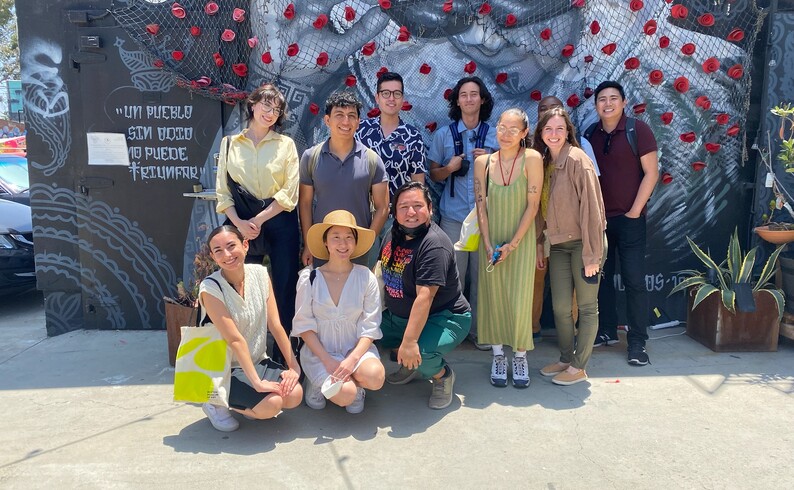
428,76,498,350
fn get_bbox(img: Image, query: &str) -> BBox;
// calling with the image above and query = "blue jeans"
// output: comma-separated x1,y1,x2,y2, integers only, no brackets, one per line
597,214,648,346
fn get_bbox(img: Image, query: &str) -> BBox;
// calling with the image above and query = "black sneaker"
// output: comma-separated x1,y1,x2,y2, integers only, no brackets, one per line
627,344,649,366
593,333,619,347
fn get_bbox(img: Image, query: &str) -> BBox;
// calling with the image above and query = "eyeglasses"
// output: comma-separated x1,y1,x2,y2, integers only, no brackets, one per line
378,89,404,99
257,102,282,116
496,125,523,137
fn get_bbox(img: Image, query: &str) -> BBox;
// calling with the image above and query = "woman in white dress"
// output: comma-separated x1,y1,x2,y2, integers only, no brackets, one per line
292,210,385,413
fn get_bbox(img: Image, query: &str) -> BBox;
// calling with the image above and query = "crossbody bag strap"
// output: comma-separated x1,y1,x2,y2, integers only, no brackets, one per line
196,277,223,327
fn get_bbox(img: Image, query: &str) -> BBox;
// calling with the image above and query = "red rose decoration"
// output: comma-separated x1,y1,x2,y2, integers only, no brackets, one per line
697,13,714,27
344,6,356,22
171,3,186,19
478,2,492,15
495,72,508,84
367,108,381,118
419,63,432,75
602,43,617,55
661,172,673,184
629,0,644,12
695,95,712,110
562,44,575,57
233,8,246,22
673,76,690,93
426,122,437,132
530,90,542,101
213,52,224,67
171,50,184,61
380,0,392,8
633,103,647,114
679,132,696,143
649,70,664,85
505,13,517,27
727,28,745,42
643,20,657,35
145,24,160,35
444,88,453,100
442,0,453,14
190,26,201,36
716,113,730,125
345,75,357,87
401,101,413,111
681,43,696,55
727,124,740,136
670,4,688,19
584,54,594,63
590,21,600,35
540,28,552,40
624,57,640,70
362,42,376,56
283,4,295,20
221,29,236,42
567,94,580,107
248,37,258,48
464,61,477,74
153,59,164,68
705,143,721,153
584,87,594,98
232,64,248,77
572,0,586,7
205,1,219,15
691,161,706,171
702,57,720,74
317,52,329,67
314,14,328,29
397,26,410,42
309,103,320,115
660,112,673,125
727,64,744,79
261,51,273,64
286,44,299,57
377,66,389,78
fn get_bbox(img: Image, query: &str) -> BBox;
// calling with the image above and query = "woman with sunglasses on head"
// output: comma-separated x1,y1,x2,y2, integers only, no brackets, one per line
198,225,303,432
473,108,544,389
291,210,385,414
215,84,301,363
533,107,606,386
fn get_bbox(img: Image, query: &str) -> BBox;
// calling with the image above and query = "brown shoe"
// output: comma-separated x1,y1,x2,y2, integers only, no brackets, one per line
552,369,588,386
540,362,570,377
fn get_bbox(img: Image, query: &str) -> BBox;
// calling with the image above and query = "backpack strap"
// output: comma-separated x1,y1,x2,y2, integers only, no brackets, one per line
309,269,317,285
584,120,638,157
583,122,598,141
475,122,489,149
307,142,325,182
449,122,464,156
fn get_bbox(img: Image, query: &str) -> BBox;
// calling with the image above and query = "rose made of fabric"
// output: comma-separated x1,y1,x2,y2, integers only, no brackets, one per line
172,50,184,61
402,101,413,111
367,107,381,118
670,4,688,19
313,14,328,29
648,70,664,85
146,23,160,35
362,41,376,56
660,112,674,125
727,64,744,79
495,73,508,84
505,13,517,27
283,3,295,20
190,26,201,36
261,52,273,64
344,6,356,22
425,122,437,132
643,20,657,35
697,13,714,27
309,103,320,115
213,52,224,67
695,95,712,110
661,172,673,184
590,20,600,35
624,57,640,70
221,29,236,42
478,2,492,15
727,124,740,136
691,161,706,171
233,8,246,22
232,63,248,77
540,28,552,40
345,74,357,86
633,103,647,114
561,44,575,57
702,57,720,74
659,36,670,48
679,132,696,143
705,143,721,153
171,3,186,19
716,113,730,125
286,44,299,57
602,43,617,55
205,1,219,15
530,90,542,101
464,61,477,74
567,94,580,107
727,28,745,42
316,52,329,66
629,0,644,12
397,26,410,41
681,43,696,55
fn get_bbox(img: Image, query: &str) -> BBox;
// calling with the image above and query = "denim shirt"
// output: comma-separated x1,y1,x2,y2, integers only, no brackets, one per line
428,120,498,222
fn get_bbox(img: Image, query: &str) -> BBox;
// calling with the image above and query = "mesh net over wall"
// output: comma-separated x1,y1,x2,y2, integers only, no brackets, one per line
113,0,766,255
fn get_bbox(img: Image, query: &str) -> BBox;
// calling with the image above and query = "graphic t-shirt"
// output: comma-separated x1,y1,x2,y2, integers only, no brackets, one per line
380,222,469,319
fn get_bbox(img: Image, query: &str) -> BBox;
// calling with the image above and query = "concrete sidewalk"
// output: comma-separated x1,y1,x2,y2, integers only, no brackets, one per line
1,293,793,488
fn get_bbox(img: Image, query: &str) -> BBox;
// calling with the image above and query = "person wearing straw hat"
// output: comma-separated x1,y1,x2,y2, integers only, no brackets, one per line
291,210,385,414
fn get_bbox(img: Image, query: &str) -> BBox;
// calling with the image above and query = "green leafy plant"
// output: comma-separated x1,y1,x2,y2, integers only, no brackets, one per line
669,228,785,320
759,104,794,225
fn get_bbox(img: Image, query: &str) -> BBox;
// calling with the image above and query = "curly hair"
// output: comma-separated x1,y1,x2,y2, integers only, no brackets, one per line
447,76,494,122
245,83,287,128
325,91,362,116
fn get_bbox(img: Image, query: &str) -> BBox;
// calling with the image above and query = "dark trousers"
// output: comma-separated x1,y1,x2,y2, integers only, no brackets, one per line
597,214,649,346
244,209,300,363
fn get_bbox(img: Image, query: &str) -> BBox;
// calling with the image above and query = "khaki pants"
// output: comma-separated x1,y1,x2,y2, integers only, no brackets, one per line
532,260,578,334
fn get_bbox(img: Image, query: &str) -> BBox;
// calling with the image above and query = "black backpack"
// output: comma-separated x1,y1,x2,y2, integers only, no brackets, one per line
583,117,638,157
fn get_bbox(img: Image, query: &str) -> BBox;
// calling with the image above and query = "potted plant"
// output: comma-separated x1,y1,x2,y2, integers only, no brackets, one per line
755,104,794,244
669,229,784,352
164,243,217,366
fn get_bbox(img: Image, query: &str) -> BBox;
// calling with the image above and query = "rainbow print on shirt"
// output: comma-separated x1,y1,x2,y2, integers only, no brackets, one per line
381,240,413,299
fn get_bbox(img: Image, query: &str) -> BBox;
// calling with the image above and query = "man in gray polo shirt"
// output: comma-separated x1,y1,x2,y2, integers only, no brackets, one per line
298,91,390,266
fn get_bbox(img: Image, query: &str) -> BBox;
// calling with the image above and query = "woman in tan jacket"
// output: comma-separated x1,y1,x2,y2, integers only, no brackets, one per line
533,108,606,386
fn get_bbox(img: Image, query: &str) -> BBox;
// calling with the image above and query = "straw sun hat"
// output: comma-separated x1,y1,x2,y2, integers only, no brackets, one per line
306,210,376,260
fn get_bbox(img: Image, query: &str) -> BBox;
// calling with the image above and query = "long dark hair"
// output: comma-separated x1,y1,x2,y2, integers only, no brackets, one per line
532,107,581,166
245,83,287,127
386,182,433,269
448,76,494,122
206,224,245,249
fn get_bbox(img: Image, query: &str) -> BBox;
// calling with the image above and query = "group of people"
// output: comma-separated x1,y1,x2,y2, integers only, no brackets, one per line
197,73,659,432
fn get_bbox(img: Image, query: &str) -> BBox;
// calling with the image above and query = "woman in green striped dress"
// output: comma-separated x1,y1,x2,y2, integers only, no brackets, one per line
472,108,544,388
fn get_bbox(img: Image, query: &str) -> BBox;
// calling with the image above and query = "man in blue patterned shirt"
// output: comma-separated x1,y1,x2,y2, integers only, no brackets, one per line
357,72,427,264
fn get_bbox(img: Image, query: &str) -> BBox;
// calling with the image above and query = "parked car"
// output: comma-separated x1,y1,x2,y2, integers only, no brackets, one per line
0,155,35,294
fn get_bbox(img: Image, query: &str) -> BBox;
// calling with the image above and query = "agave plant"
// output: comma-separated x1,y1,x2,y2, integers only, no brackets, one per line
669,228,785,320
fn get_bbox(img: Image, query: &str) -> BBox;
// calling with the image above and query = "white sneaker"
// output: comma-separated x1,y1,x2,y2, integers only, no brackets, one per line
305,379,326,410
345,387,365,414
512,355,530,388
202,403,239,432
490,355,508,387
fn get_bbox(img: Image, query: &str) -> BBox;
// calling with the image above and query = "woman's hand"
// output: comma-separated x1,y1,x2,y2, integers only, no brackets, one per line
584,264,600,277
493,242,518,265
332,355,358,383
252,379,281,394
278,367,300,396
235,218,260,241
536,244,546,269
397,340,422,370
322,358,341,378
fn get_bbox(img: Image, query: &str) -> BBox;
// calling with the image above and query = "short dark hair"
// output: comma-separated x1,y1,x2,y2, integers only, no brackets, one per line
448,76,494,122
593,81,626,101
246,83,287,127
325,91,362,116
376,72,404,92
